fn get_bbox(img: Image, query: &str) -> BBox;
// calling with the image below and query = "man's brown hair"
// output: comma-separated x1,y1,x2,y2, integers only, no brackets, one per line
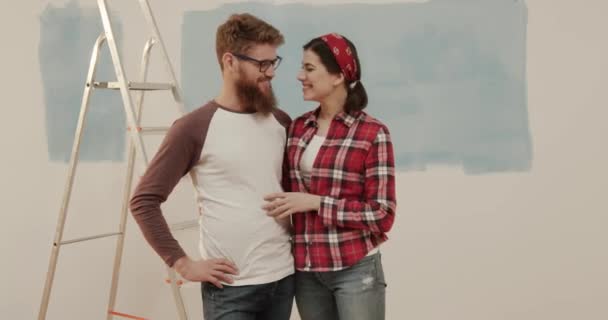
216,13,284,70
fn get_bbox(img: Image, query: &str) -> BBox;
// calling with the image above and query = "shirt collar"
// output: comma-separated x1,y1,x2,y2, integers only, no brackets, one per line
304,107,362,128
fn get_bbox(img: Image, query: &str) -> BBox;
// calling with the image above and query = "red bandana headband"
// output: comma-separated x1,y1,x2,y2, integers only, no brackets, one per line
320,33,359,82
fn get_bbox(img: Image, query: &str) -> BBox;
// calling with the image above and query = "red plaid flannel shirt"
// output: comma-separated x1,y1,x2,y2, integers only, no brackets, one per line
286,108,396,271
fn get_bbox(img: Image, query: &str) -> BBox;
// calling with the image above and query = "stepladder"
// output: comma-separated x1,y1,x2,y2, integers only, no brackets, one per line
38,0,196,319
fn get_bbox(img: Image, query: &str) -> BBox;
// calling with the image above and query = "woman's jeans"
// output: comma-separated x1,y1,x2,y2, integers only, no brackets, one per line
295,252,387,320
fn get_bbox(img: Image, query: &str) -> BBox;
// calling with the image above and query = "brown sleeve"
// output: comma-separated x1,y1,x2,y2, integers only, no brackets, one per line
129,104,216,267
271,107,292,130
271,108,292,192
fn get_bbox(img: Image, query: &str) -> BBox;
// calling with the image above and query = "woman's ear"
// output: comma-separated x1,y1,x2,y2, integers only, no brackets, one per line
332,72,345,87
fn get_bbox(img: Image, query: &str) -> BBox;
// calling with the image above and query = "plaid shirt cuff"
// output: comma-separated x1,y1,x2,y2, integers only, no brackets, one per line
319,196,341,227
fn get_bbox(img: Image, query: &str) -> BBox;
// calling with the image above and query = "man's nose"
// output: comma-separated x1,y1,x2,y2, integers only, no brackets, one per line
264,67,275,78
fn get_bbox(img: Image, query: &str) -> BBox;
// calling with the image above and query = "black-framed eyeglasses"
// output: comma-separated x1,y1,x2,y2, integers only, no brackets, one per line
231,52,282,72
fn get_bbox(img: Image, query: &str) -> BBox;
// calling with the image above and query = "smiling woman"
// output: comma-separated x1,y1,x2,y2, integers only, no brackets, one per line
264,32,396,320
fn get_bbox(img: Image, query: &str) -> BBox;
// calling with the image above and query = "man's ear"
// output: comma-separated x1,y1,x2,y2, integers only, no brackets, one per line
222,52,236,72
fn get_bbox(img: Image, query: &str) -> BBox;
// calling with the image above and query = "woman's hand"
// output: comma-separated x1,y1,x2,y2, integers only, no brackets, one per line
263,192,321,219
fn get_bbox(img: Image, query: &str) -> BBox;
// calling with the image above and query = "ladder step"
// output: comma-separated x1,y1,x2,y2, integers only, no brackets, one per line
171,280,199,289
92,81,173,91
58,232,122,246
165,278,200,289
108,310,149,320
170,219,199,231
142,126,169,133
127,126,169,134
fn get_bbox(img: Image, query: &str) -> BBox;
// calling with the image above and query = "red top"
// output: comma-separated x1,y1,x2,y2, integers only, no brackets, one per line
286,108,396,271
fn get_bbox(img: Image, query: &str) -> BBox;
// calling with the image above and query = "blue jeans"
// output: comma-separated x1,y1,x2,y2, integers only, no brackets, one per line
201,274,294,320
295,253,387,320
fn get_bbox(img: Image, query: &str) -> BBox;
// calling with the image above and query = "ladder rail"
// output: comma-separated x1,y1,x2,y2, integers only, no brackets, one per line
106,36,157,320
132,2,190,317
38,34,107,320
97,0,149,165
137,0,186,114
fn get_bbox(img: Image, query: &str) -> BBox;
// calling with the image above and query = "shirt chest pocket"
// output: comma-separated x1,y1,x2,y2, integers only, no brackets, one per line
315,139,370,182
340,147,368,175
312,145,368,197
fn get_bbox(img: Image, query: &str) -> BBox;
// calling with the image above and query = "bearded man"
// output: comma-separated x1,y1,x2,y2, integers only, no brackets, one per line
130,13,294,320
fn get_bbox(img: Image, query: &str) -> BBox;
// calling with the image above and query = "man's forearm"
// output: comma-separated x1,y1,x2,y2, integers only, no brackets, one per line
130,193,187,267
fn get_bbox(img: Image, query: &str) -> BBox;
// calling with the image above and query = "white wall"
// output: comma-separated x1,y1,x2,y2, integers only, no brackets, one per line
1,0,607,319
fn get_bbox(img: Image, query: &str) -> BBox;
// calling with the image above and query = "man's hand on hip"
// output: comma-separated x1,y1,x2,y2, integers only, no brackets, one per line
174,256,239,288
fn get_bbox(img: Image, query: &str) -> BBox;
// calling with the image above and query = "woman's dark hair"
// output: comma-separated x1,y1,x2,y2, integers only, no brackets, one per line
303,36,368,114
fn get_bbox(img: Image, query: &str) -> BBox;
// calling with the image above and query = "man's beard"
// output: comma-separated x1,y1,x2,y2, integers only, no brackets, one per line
235,75,277,114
